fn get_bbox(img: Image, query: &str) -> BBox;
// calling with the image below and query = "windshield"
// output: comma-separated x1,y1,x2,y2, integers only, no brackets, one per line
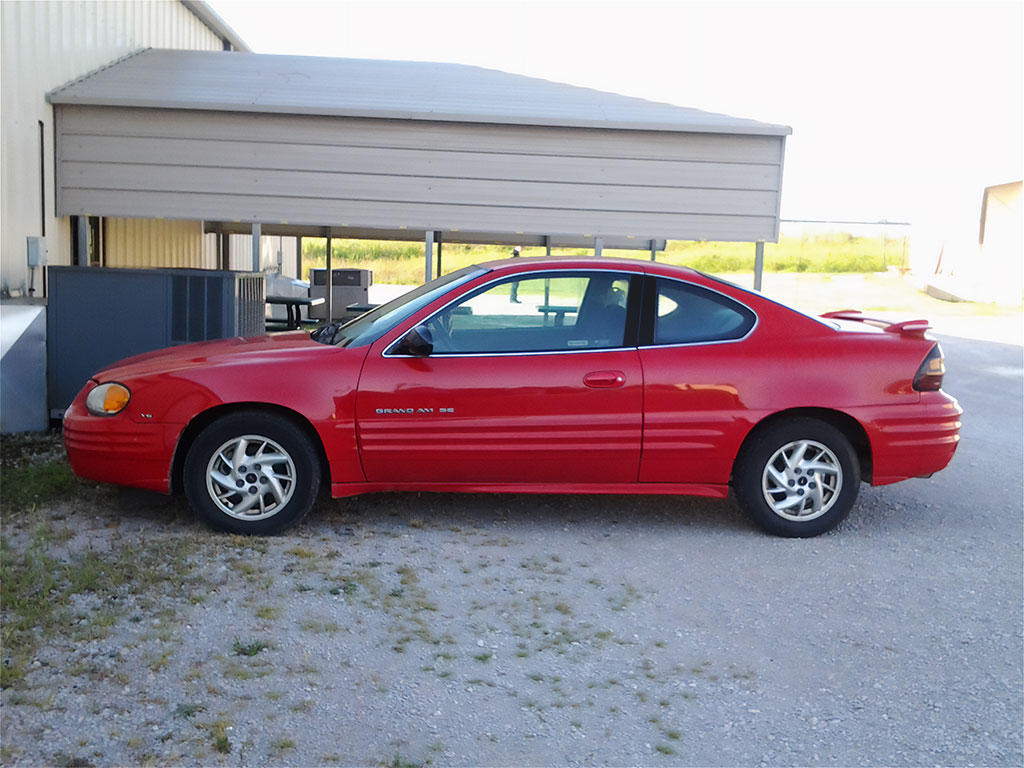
328,265,488,348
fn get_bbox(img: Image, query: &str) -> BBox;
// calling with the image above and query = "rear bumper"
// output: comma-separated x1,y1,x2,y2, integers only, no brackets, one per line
63,397,179,494
856,392,963,486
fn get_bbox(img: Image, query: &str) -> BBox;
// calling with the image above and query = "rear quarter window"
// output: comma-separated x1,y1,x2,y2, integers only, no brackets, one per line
652,278,756,345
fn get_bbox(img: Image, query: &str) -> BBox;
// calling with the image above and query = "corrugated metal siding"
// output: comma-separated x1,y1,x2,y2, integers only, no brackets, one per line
56,106,786,243
105,217,212,268
1,1,226,295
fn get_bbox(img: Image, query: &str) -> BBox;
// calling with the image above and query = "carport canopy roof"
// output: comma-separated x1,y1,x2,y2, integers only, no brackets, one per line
50,48,791,137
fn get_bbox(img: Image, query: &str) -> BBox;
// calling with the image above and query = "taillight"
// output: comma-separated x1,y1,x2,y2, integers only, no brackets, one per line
913,344,945,392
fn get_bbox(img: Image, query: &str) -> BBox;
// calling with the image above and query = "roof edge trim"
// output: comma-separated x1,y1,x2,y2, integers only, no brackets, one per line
46,97,792,136
180,0,251,52
47,48,151,103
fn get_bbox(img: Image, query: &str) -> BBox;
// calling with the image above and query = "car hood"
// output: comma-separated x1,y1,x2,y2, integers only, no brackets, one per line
94,332,341,380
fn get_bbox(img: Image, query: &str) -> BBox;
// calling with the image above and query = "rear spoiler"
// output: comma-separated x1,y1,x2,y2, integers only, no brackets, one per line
820,309,932,337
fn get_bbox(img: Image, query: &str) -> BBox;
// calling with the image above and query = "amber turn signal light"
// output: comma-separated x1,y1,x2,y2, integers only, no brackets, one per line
85,382,131,416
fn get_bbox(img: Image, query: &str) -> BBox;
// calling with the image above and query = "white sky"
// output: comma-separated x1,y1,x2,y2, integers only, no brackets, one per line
209,0,1022,239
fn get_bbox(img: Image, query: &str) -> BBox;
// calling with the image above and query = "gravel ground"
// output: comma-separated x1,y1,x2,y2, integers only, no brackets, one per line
1,293,1021,767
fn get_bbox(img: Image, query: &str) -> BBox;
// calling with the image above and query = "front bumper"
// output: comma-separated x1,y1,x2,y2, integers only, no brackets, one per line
63,396,180,494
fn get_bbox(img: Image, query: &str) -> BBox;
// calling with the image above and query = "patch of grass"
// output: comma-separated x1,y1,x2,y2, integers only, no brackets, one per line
285,547,316,559
271,738,296,752
255,606,280,620
232,638,270,657
472,652,492,663
655,744,677,756
2,461,87,512
300,232,906,288
1,528,198,688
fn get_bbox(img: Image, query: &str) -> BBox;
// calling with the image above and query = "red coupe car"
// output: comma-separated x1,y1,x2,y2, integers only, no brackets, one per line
64,257,961,537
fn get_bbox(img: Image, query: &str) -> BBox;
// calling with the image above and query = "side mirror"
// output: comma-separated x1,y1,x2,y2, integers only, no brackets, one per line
398,325,433,356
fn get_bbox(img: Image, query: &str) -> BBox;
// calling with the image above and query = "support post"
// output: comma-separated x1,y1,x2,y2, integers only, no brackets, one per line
296,236,303,280
436,231,442,278
754,241,765,291
594,237,603,257
251,222,261,272
218,232,228,271
76,216,89,266
325,232,333,322
650,239,657,262
424,230,434,284
545,236,552,257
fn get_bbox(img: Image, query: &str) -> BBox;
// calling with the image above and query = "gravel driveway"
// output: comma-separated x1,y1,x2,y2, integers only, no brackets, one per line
2,326,1021,767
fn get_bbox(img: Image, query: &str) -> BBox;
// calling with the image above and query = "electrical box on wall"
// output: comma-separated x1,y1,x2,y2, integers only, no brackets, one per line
26,237,46,266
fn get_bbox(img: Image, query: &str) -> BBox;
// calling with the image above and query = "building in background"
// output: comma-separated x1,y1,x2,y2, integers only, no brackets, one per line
1,0,248,432
925,180,1023,306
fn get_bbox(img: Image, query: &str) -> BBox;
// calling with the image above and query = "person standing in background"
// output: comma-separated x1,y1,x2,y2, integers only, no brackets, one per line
510,245,523,303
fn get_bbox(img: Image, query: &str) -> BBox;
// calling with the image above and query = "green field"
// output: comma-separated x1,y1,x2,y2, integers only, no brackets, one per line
300,233,909,285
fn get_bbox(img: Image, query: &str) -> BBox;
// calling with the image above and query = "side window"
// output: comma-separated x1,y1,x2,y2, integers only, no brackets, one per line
425,272,631,354
653,278,755,345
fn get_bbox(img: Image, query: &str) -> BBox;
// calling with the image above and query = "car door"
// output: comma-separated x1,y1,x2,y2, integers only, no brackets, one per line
637,275,760,485
356,270,644,484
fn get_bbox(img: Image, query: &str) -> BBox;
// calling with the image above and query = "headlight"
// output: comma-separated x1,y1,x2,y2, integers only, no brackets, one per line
85,382,131,416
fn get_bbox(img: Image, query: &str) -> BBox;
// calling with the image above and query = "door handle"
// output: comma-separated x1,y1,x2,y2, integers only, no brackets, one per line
583,370,626,388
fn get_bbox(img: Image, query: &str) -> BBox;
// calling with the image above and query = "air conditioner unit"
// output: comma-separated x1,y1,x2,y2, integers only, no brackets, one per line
309,268,372,321
47,266,264,415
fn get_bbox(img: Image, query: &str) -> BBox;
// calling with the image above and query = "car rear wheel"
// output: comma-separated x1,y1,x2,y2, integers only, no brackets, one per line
733,417,860,537
184,411,320,535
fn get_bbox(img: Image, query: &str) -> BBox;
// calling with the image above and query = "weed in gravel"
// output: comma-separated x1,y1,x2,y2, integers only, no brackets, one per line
232,659,275,679
52,752,94,768
665,729,682,740
607,583,640,611
290,700,314,713
299,618,340,634
472,652,492,663
173,703,207,719
148,648,173,672
232,638,270,656
271,737,296,753
255,605,281,620
655,744,677,755
286,546,316,559
198,718,233,754
389,755,422,768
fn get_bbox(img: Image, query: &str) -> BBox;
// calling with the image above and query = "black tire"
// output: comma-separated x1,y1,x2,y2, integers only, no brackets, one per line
733,417,860,537
183,411,321,535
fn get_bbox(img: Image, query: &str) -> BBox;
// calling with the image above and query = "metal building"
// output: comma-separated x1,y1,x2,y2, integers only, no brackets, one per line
0,0,247,432
49,49,790,269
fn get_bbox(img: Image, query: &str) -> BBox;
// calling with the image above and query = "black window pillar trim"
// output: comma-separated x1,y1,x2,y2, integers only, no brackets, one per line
638,275,657,347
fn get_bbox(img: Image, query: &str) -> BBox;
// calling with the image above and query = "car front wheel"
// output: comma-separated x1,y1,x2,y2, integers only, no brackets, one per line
183,411,321,535
733,417,860,537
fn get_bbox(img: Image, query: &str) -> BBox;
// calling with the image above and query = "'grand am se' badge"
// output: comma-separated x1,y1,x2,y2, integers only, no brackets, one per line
375,407,455,414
